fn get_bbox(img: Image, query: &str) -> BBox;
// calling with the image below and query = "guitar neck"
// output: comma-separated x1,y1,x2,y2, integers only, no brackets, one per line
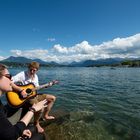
33,82,53,91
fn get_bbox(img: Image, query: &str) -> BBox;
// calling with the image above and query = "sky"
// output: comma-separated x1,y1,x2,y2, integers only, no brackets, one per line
0,0,140,63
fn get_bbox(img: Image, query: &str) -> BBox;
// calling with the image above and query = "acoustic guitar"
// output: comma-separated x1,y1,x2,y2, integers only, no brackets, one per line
6,80,59,108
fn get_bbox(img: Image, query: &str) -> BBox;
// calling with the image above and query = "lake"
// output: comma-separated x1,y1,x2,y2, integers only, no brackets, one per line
4,67,140,140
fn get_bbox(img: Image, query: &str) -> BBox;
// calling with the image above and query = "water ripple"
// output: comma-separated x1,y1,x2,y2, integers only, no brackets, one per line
8,67,140,140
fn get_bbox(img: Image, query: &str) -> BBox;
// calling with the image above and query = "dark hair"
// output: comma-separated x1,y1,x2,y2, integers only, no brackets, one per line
0,64,7,77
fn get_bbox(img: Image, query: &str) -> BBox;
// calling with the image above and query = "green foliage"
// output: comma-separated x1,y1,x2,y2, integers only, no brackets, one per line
121,60,140,67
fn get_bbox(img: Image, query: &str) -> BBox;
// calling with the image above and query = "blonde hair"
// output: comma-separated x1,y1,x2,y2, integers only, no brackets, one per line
28,61,40,70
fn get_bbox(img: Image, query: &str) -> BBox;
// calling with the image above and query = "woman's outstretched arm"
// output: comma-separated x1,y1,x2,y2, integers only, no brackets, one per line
20,99,47,126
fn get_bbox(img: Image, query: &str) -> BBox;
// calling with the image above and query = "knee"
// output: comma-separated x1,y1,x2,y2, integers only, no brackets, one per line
46,95,56,102
52,95,56,102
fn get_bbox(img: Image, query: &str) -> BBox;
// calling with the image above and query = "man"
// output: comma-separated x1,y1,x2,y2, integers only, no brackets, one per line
0,63,47,140
12,61,56,133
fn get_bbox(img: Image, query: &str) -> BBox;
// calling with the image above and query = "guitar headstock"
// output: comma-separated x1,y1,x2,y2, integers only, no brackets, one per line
52,80,59,85
47,80,59,87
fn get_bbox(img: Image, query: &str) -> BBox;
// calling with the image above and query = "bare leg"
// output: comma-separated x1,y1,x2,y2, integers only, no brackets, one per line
44,94,56,120
34,111,44,133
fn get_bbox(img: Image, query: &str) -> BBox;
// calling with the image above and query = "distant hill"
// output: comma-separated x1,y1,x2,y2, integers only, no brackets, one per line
69,58,123,67
0,56,59,67
1,56,140,67
32,58,48,64
2,56,33,63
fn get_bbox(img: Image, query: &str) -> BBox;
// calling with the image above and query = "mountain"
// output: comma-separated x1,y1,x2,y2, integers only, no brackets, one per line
69,58,123,67
32,58,49,65
69,61,85,67
2,56,33,63
1,56,138,67
0,56,60,67
1,56,48,65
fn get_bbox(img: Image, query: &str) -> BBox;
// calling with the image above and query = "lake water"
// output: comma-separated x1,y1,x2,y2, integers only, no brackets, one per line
5,67,140,139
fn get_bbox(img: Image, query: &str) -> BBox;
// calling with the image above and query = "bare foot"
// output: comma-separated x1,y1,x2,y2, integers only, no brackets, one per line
36,124,44,133
45,115,55,120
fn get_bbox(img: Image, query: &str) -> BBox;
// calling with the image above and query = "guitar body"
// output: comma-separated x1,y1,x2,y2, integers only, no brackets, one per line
6,83,37,108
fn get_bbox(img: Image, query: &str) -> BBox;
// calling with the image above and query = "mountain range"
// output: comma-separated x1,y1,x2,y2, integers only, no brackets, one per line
0,56,130,67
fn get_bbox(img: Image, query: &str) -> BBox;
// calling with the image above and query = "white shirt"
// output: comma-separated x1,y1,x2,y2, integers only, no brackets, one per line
12,71,39,87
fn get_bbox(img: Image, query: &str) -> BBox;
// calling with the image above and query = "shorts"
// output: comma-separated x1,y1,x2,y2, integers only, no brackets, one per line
29,94,47,104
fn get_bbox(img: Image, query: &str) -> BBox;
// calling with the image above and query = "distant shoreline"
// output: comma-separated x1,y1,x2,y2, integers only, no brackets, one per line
1,57,140,68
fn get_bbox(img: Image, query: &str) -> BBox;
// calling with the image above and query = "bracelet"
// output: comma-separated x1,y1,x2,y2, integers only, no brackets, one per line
29,107,36,113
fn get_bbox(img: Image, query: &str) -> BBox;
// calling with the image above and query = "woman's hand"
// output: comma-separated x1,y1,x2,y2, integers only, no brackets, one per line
32,99,48,112
22,129,32,139
20,99,48,126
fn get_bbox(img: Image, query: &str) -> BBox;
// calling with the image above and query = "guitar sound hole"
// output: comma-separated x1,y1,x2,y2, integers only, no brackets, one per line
26,89,32,95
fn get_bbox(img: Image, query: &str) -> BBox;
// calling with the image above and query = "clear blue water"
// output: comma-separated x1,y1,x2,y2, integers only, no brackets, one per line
5,67,140,139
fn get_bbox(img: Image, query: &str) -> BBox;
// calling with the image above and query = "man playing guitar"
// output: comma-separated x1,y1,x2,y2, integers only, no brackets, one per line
12,61,57,133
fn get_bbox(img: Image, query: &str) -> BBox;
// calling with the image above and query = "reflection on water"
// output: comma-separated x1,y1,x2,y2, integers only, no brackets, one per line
7,67,140,139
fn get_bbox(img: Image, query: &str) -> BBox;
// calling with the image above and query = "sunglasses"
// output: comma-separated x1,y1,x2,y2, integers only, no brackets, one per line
4,74,12,80
30,68,38,72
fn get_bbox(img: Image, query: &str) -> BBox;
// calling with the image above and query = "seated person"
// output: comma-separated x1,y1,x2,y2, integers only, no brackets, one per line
0,63,47,140
12,61,56,133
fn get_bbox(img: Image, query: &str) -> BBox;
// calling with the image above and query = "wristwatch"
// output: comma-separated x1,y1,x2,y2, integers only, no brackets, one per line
29,107,36,113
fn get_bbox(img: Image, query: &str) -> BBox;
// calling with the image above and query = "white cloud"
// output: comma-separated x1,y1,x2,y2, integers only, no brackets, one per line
47,38,56,42
10,33,140,63
0,56,5,61
53,44,68,54
11,49,48,60
53,41,95,55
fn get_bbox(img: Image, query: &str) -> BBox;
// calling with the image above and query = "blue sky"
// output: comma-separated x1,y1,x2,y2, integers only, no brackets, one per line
0,0,140,63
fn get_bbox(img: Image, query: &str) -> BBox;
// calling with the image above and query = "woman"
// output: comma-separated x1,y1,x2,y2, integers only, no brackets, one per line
0,63,47,140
